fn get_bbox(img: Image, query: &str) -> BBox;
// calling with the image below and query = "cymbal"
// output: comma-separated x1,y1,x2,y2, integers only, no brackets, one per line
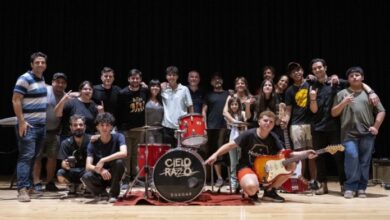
0,116,17,126
130,125,162,132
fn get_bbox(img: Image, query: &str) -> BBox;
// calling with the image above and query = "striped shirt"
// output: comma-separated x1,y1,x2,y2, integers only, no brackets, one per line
13,71,48,125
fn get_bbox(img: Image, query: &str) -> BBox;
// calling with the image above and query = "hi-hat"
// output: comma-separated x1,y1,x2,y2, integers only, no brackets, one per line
228,121,249,127
130,125,162,132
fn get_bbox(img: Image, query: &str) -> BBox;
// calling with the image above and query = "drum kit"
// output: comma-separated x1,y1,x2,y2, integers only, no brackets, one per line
122,113,208,202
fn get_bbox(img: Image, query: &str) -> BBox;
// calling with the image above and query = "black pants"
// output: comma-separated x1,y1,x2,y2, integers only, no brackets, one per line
81,159,125,197
163,127,177,148
312,131,345,185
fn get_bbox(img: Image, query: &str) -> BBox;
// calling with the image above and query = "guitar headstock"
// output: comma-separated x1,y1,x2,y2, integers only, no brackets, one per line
325,144,345,154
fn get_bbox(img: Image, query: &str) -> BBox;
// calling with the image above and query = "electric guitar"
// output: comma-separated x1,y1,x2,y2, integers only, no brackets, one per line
253,144,344,184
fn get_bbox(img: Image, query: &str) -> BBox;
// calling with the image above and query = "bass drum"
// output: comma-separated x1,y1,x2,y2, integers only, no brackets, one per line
153,148,206,202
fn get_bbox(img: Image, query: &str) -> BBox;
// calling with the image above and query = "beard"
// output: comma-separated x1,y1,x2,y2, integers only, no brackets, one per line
72,130,84,137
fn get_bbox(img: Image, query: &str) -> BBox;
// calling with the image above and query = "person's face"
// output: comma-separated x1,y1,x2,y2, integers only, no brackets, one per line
348,72,364,87
311,62,327,79
101,72,114,87
277,76,289,91
188,71,200,86
230,101,239,113
30,56,47,75
235,79,247,93
166,73,178,85
262,80,273,94
52,78,67,93
128,74,141,88
70,118,86,133
290,68,304,82
211,76,223,89
150,84,161,97
80,84,93,99
96,122,113,134
263,69,275,80
258,115,275,131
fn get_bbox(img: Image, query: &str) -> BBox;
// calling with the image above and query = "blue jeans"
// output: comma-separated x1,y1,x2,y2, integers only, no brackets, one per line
15,124,46,189
343,134,375,191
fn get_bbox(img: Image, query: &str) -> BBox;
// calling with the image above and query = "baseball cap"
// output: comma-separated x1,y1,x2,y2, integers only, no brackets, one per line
287,62,302,74
52,72,67,81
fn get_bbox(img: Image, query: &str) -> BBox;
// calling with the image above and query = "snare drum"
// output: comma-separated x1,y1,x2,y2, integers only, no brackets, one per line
137,143,170,177
178,113,207,147
153,148,206,202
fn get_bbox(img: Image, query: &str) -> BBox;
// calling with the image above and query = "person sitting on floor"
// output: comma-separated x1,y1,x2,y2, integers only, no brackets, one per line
205,110,317,202
81,112,127,203
57,114,90,197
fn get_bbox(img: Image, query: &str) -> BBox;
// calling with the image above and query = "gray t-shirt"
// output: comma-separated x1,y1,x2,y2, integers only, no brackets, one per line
46,85,64,131
333,88,385,141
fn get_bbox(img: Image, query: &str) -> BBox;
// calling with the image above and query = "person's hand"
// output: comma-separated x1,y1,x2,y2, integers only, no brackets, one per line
306,150,317,159
63,160,71,170
161,82,168,90
369,126,379,135
368,93,380,106
90,134,101,142
306,74,317,82
342,93,354,105
328,74,340,86
140,81,148,88
18,120,33,137
96,101,104,113
100,169,112,180
205,154,217,165
309,86,317,102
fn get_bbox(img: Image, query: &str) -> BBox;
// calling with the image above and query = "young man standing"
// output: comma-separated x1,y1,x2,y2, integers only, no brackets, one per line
332,67,385,199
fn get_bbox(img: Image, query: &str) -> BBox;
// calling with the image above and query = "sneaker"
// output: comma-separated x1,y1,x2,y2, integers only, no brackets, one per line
248,192,259,202
344,190,355,199
46,181,59,192
357,190,366,198
262,188,285,203
108,197,117,203
18,188,31,202
33,182,44,193
309,180,319,190
215,178,224,188
315,182,328,195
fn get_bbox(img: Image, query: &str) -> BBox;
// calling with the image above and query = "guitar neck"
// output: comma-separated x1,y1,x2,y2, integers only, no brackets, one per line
282,148,327,166
283,128,291,149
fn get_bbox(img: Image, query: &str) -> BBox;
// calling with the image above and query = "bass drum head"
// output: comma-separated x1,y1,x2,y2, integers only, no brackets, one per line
153,149,206,202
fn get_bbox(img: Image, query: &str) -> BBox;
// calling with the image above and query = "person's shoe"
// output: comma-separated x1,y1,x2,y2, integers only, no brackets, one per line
357,190,366,198
315,182,328,195
340,185,345,195
344,190,355,199
45,181,59,192
18,188,31,202
214,178,224,188
262,188,285,203
309,180,319,190
248,192,259,202
108,197,118,203
33,182,44,193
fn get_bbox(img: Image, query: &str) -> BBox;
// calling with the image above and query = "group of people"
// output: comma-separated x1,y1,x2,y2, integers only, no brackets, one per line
12,52,385,204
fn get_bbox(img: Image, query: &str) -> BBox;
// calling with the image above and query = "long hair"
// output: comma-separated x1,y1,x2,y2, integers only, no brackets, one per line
148,79,162,104
255,79,277,115
227,97,244,121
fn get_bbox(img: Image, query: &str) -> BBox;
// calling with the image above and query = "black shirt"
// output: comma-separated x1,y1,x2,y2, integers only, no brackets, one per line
205,90,229,129
92,84,121,121
87,133,126,167
58,134,91,168
234,128,284,170
189,87,206,114
285,81,313,125
118,87,149,130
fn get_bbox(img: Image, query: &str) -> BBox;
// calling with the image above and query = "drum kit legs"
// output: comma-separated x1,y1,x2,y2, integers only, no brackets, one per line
121,114,209,202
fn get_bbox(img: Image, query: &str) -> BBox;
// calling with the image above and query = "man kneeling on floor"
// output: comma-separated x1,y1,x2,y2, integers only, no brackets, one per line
57,114,91,197
81,112,127,203
205,110,317,202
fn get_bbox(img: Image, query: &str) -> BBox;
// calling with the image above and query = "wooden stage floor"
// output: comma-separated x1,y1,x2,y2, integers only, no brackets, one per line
1,176,390,220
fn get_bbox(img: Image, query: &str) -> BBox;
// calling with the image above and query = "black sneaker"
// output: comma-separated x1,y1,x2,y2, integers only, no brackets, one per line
46,181,59,192
262,188,285,203
248,192,259,202
309,180,319,190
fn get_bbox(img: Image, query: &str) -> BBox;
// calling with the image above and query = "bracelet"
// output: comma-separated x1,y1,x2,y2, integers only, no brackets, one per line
368,90,375,95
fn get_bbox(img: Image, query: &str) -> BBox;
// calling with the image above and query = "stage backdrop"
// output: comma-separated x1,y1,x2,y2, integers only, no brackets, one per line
1,0,389,174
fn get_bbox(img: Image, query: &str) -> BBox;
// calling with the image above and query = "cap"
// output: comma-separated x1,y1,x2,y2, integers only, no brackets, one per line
287,62,302,74
52,72,67,81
